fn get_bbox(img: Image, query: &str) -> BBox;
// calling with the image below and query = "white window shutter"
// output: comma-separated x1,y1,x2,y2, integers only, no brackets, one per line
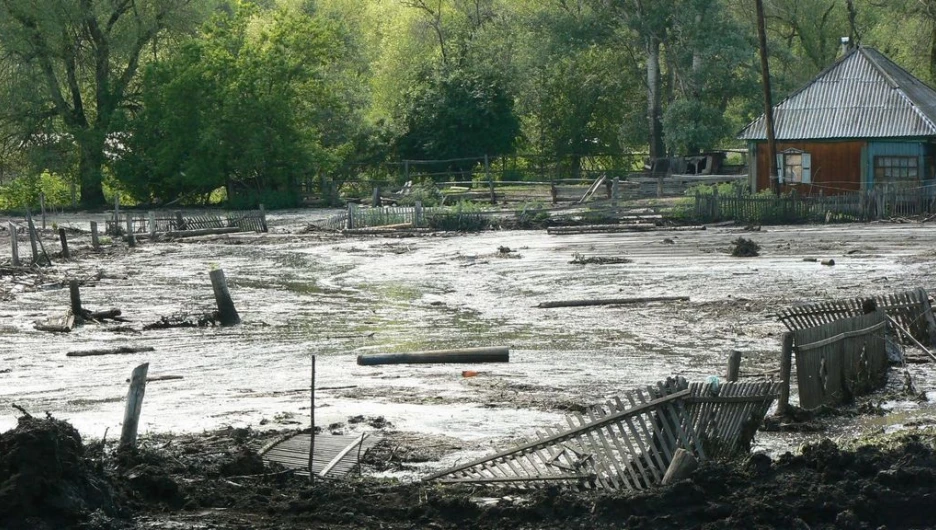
776,154,785,183
801,152,812,184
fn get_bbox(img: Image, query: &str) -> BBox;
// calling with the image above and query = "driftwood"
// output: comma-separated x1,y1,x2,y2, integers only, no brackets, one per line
547,224,705,235
125,375,183,383
357,346,510,366
538,296,690,309
143,312,219,330
120,363,149,450
67,346,155,357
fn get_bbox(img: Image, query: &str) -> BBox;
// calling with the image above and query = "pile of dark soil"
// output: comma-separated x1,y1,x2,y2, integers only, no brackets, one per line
731,237,761,257
0,414,116,530
4,415,936,529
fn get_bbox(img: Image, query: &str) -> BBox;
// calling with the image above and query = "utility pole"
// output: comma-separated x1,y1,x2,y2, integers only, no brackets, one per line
756,0,780,196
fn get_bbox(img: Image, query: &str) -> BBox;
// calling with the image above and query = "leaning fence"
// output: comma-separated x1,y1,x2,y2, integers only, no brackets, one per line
778,287,936,347
105,209,267,235
791,310,889,410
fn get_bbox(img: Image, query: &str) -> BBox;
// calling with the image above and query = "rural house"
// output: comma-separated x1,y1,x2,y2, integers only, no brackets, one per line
739,46,936,196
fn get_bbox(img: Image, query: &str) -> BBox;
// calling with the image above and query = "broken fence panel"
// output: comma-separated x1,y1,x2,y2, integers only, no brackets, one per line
792,310,889,410
425,378,702,491
778,287,936,347
685,380,781,459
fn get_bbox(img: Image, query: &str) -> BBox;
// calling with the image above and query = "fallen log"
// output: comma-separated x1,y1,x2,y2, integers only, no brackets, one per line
547,224,705,235
357,346,509,366
67,346,155,357
537,296,689,309
125,375,184,383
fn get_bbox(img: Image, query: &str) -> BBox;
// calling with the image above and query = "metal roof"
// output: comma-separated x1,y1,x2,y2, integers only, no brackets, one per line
738,47,936,140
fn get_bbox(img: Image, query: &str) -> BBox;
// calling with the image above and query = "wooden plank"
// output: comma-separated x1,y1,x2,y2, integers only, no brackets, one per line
320,434,368,477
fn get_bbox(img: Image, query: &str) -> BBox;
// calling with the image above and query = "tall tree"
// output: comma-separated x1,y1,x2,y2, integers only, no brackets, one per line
0,0,203,206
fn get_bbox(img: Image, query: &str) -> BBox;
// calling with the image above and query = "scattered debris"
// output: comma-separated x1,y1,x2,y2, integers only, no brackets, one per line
569,253,633,265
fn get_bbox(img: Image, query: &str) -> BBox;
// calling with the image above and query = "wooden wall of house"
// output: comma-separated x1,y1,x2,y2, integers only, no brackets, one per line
754,140,865,195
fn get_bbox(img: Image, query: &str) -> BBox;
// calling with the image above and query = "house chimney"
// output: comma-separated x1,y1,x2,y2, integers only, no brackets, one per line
841,36,851,56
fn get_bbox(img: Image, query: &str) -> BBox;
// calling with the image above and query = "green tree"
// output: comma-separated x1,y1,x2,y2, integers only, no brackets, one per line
396,66,520,175
0,0,206,207
116,2,357,205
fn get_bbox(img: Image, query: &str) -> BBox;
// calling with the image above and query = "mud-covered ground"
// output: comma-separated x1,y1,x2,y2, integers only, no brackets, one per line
2,413,936,529
2,210,936,527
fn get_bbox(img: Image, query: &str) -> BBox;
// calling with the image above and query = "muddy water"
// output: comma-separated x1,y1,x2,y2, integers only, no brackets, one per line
2,214,936,465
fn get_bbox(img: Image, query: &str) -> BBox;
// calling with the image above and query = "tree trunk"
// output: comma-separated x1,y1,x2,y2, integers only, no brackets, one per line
77,132,107,207
646,35,666,161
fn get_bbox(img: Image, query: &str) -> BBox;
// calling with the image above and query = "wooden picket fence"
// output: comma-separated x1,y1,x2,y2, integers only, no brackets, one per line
105,210,267,235
685,381,781,459
426,375,779,490
792,310,889,410
693,186,936,224
778,287,936,347
426,378,701,491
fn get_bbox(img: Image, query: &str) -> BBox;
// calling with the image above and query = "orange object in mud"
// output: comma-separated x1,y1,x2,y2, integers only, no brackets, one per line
462,370,479,378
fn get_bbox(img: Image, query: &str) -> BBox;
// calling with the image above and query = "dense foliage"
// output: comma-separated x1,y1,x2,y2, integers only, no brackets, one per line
1,0,935,207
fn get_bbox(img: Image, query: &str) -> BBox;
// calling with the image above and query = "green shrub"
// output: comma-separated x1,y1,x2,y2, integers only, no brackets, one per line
397,183,443,207
227,189,299,210
0,171,72,210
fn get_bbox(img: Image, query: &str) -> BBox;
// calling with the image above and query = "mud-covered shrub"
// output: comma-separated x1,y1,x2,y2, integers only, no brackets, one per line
731,237,760,257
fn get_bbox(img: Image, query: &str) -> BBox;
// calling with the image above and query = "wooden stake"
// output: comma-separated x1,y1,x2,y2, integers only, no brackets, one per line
25,211,48,265
778,332,794,415
148,211,157,238
125,212,135,247
120,362,149,450
662,448,698,485
414,201,423,228
69,279,83,316
209,268,241,326
58,228,70,259
486,154,495,205
726,350,742,382
259,204,267,232
9,222,19,266
308,354,315,484
90,221,100,249
40,192,46,230
174,211,185,231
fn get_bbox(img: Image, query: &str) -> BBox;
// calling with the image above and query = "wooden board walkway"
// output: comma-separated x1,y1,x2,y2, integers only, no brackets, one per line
261,433,381,477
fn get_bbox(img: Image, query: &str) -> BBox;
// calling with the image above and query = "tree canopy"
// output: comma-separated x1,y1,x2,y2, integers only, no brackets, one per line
1,0,935,207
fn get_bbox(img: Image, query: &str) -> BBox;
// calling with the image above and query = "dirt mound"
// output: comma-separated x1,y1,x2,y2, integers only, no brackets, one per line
0,415,116,530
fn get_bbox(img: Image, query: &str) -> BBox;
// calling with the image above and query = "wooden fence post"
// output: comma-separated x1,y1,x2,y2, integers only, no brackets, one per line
258,204,268,233
346,203,355,230
9,222,19,266
26,211,41,265
778,332,794,415
726,350,742,382
69,279,83,316
148,211,157,238
662,448,698,485
90,221,100,249
40,192,46,230
308,354,316,483
611,177,620,217
125,212,136,247
58,228,70,260
120,362,149,450
414,201,423,228
372,186,381,207
486,154,495,205
209,268,241,326
114,194,120,225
